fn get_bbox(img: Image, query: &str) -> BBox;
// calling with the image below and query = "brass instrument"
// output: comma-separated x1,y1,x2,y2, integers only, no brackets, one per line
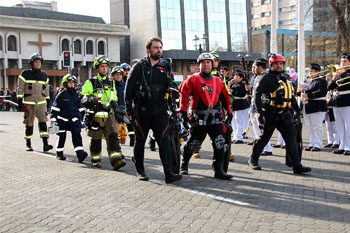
305,64,350,80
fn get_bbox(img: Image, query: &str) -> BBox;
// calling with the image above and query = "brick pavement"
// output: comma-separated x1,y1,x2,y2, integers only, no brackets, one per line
0,111,349,232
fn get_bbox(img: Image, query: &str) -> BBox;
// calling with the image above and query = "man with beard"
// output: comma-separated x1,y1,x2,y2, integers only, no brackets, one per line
125,37,182,183
248,54,311,174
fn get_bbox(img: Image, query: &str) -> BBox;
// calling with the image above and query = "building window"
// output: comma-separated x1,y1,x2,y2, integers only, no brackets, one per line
0,36,2,51
160,0,182,50
74,40,82,54
261,12,271,17
86,40,93,55
184,0,205,50
62,39,69,52
229,0,248,52
207,0,228,51
7,35,17,51
262,0,270,4
98,41,105,55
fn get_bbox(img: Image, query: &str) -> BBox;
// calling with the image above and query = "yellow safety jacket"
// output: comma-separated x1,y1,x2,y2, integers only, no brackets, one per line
17,69,49,105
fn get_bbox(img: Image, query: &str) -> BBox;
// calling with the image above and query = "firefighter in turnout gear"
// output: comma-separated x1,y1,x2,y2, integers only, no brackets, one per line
248,54,311,174
50,74,88,161
17,53,53,152
81,56,126,169
180,52,233,180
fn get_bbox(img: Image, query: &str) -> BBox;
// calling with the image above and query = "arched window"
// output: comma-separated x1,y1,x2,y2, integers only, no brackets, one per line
74,40,81,54
98,41,105,55
8,35,17,51
61,39,69,52
0,36,2,51
86,40,93,54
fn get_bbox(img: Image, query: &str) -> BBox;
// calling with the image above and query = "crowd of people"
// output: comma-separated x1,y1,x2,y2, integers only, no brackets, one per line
12,36,350,183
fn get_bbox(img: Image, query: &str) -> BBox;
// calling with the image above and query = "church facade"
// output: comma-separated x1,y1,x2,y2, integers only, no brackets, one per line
0,6,130,90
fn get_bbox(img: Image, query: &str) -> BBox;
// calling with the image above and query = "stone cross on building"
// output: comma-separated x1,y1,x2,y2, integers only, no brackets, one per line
28,33,52,56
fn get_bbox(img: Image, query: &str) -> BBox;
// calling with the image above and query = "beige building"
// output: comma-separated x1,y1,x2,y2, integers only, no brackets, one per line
0,6,130,90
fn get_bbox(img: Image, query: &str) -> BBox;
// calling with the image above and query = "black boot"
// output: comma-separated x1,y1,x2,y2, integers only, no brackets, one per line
56,152,66,160
42,137,53,152
293,165,311,174
149,136,156,151
180,161,189,175
165,172,182,184
132,156,149,181
129,135,135,147
26,139,33,151
213,160,233,180
77,151,88,163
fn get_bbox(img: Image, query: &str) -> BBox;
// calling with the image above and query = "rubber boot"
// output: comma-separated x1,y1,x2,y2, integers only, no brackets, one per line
56,151,66,161
132,156,149,181
26,139,33,151
180,161,189,175
129,134,135,147
77,151,88,163
213,160,233,180
149,136,156,151
42,137,53,152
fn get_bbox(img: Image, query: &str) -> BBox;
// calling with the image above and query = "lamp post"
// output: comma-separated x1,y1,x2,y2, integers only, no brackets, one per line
193,34,207,54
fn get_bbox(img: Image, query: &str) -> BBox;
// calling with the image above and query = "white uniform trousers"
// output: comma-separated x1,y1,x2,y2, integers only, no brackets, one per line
277,132,285,146
303,111,326,148
242,108,249,138
334,106,350,151
251,112,272,152
325,111,339,145
232,109,248,141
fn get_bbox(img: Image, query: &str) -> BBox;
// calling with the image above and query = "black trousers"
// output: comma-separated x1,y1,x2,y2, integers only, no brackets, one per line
56,119,83,155
183,124,225,164
251,111,302,168
134,110,173,176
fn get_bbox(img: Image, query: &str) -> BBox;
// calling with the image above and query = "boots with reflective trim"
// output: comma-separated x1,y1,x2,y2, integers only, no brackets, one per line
91,154,102,168
212,160,233,180
77,151,88,163
26,139,33,152
56,152,66,161
111,152,126,171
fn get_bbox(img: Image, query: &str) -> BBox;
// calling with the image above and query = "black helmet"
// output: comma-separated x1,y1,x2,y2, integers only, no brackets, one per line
29,53,43,66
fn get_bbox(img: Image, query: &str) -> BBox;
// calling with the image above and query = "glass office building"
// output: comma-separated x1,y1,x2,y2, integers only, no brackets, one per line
159,0,249,52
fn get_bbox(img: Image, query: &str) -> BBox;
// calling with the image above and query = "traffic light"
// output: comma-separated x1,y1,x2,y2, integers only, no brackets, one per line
63,51,70,67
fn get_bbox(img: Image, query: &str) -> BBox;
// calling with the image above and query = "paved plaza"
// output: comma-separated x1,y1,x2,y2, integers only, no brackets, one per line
0,111,349,232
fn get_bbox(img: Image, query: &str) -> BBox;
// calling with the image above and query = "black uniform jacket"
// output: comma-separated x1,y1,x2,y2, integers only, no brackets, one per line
303,77,328,114
328,69,350,107
254,70,299,115
230,81,249,111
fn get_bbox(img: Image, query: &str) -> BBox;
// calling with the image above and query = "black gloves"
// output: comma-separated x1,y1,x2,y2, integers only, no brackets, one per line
180,110,190,129
225,114,233,124
257,112,265,129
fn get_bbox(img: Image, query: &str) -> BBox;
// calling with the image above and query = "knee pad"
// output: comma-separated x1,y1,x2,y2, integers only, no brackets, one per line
214,135,225,150
108,133,121,152
90,139,102,154
187,140,201,154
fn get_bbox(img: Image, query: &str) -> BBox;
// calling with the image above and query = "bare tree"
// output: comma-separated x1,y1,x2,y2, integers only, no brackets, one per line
330,0,350,54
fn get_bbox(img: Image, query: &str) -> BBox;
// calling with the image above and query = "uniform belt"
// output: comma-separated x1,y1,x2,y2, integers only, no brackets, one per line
232,96,246,100
336,90,350,96
311,97,326,100
194,109,219,114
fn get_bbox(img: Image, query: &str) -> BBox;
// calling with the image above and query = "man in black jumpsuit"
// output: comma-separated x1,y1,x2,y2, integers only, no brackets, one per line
248,54,311,174
125,37,182,183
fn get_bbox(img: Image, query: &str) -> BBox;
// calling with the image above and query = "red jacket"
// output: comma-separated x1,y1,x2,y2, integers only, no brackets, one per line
180,74,232,115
